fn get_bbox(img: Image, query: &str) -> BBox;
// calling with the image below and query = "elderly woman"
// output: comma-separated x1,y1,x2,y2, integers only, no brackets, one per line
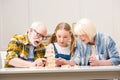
70,18,120,66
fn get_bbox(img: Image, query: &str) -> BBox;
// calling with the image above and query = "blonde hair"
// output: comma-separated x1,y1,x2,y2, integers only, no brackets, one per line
49,22,76,57
74,18,96,40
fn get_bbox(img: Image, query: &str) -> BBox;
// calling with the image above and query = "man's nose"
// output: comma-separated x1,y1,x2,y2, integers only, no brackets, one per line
39,37,43,41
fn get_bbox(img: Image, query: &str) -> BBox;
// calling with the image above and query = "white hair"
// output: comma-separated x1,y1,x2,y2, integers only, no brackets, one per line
74,18,96,39
30,21,46,29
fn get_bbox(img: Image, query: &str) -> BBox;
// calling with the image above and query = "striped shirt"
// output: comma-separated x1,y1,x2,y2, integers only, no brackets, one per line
72,32,120,66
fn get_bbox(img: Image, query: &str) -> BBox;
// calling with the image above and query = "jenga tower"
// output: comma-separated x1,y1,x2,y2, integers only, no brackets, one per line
45,45,56,68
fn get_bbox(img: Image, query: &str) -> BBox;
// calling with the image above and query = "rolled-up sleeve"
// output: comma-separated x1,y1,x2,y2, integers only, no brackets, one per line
71,46,81,65
108,37,120,65
71,40,83,65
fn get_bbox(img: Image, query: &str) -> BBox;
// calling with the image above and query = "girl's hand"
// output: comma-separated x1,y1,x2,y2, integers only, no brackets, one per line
55,58,66,67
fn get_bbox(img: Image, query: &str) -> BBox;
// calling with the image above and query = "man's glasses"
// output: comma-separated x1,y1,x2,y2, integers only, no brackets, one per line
33,29,45,40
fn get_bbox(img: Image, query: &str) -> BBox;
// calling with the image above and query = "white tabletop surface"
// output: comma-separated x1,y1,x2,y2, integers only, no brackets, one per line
0,66,120,74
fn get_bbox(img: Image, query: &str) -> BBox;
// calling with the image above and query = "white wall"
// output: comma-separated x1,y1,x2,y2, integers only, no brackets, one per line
0,0,120,50
0,0,30,50
0,0,2,50
30,0,81,33
113,0,120,50
81,0,113,34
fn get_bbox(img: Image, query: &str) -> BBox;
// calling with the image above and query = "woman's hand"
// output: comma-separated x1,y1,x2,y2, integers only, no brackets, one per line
89,56,100,66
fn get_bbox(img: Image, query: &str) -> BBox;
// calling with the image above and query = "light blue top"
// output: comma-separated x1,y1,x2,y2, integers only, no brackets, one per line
71,32,120,66
28,45,34,62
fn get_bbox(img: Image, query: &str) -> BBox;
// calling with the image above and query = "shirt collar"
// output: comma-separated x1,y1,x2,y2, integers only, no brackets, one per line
23,32,30,45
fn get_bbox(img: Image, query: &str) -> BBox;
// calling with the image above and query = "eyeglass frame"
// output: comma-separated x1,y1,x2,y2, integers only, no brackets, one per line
33,29,45,40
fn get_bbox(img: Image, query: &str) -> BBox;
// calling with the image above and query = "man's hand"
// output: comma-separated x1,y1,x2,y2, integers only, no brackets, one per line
31,58,46,67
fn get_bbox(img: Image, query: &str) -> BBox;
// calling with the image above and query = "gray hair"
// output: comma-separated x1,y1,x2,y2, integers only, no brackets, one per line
74,18,96,39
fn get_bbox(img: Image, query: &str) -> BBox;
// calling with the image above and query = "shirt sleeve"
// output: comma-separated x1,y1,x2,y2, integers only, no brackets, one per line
71,40,82,65
107,36,120,65
6,40,20,60
71,47,81,65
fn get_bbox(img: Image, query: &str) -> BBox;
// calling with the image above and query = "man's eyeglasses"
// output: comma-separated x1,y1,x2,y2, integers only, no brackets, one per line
33,29,45,40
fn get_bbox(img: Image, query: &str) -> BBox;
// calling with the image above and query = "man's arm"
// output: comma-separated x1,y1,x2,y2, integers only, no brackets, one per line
8,58,32,68
8,57,46,68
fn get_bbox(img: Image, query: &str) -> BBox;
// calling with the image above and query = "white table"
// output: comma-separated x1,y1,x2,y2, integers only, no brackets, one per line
0,66,120,80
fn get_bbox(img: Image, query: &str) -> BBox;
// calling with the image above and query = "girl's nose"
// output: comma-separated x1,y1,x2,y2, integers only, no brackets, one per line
60,38,64,42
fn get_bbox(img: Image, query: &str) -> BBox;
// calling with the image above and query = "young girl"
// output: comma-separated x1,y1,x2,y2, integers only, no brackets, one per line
45,22,76,67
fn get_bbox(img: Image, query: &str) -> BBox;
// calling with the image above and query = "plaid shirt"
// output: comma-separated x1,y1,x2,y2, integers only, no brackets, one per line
72,32,120,66
5,33,46,67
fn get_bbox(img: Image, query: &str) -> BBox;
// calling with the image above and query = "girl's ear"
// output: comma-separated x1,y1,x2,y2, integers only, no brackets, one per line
69,32,73,37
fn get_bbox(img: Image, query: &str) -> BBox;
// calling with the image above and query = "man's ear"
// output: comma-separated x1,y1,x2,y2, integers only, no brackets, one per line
29,28,33,33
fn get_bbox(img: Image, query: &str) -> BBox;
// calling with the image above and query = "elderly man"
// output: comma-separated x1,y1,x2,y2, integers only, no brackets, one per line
5,21,47,68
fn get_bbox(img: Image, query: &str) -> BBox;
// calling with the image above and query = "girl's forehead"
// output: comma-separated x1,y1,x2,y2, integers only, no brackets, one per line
56,30,70,36
56,29,70,34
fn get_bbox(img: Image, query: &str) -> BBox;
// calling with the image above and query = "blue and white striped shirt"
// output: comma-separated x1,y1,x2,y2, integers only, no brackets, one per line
72,32,120,66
